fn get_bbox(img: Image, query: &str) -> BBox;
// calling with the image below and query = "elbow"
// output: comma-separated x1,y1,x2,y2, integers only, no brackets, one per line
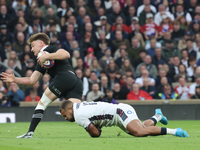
90,133,100,138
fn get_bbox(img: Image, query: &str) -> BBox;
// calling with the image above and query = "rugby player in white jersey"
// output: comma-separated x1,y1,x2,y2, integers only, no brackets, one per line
60,100,189,137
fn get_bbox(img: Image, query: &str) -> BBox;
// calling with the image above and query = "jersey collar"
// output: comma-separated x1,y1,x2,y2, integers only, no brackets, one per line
40,45,49,53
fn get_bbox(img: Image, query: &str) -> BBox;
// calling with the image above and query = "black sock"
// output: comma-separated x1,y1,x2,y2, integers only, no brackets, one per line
161,127,167,135
28,109,44,132
150,118,157,125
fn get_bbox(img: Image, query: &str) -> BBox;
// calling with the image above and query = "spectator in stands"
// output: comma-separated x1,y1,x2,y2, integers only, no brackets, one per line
40,0,57,17
119,58,135,77
174,64,189,82
90,58,101,77
86,82,104,101
187,56,197,77
112,82,120,100
57,0,74,19
174,77,190,100
80,31,96,56
193,33,200,52
171,21,185,42
125,6,136,26
75,57,85,72
136,55,158,79
137,0,156,17
84,47,96,68
97,16,111,36
191,85,200,99
154,4,174,26
111,16,128,33
185,39,196,58
158,83,178,100
0,80,7,92
99,75,110,94
0,5,15,32
0,91,19,107
99,48,113,69
25,81,42,97
118,76,134,99
7,82,25,102
108,69,120,89
12,0,26,15
156,68,172,87
109,4,126,25
135,69,155,87
190,20,200,36
88,71,100,91
96,43,107,60
158,14,173,39
152,47,168,67
0,24,14,46
71,50,80,68
75,68,89,101
74,0,91,17
76,7,87,29
141,77,156,98
162,39,181,60
190,75,200,97
123,0,134,16
115,48,132,68
141,13,159,41
92,6,105,23
133,50,146,68
127,38,145,61
160,31,173,49
181,49,189,68
128,16,139,34
178,31,191,51
139,4,155,26
146,38,157,57
105,59,119,74
171,56,181,76
12,32,27,55
26,0,39,19
4,51,22,70
25,90,40,102
173,4,192,26
22,58,36,76
1,42,11,61
127,83,153,100
46,23,61,42
101,89,117,104
61,31,73,53
112,30,130,51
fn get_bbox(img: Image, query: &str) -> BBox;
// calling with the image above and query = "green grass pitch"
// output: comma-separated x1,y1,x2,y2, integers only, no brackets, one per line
0,121,200,150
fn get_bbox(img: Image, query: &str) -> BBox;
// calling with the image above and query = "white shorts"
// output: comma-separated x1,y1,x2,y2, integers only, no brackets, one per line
116,103,139,133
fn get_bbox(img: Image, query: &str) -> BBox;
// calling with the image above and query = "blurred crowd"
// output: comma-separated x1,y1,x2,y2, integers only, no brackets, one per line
1,0,200,106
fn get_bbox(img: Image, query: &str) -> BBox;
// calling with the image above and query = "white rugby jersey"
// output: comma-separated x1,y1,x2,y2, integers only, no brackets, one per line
73,102,128,130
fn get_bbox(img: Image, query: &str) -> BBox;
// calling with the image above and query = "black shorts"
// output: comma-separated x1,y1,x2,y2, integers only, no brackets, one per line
49,71,83,100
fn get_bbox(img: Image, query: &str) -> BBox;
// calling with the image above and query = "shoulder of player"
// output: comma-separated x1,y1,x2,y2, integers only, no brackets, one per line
44,45,60,53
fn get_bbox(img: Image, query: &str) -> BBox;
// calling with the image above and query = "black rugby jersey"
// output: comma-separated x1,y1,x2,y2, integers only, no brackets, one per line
36,45,74,78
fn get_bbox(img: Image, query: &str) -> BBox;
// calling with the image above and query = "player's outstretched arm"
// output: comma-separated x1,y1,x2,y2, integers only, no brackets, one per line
86,123,101,138
1,70,43,86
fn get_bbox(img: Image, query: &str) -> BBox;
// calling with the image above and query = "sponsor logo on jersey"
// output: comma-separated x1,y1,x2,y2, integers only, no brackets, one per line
127,110,132,114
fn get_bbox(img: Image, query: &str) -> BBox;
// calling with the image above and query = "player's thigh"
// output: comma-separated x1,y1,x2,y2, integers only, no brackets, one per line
44,87,58,100
64,78,83,100
116,103,140,132
49,72,80,98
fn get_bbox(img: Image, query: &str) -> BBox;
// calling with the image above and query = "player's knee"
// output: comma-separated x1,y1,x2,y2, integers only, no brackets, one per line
131,130,145,137
90,133,100,138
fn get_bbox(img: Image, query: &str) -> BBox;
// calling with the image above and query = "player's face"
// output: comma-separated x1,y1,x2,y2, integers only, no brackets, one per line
31,40,42,56
60,109,75,122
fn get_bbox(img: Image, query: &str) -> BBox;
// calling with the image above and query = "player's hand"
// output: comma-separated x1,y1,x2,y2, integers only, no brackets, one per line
0,70,15,83
37,53,48,66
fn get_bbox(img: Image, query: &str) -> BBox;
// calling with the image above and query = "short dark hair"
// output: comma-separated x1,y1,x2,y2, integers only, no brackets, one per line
188,56,196,62
59,100,73,112
28,33,50,45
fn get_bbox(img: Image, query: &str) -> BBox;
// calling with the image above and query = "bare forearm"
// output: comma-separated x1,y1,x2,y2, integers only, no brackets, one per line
47,49,70,60
14,77,32,85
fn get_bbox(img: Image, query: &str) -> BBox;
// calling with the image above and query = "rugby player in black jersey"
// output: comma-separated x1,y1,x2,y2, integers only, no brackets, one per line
1,33,83,138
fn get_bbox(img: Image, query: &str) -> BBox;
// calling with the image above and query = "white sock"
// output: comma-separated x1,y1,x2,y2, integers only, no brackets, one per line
167,128,177,135
151,114,162,123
